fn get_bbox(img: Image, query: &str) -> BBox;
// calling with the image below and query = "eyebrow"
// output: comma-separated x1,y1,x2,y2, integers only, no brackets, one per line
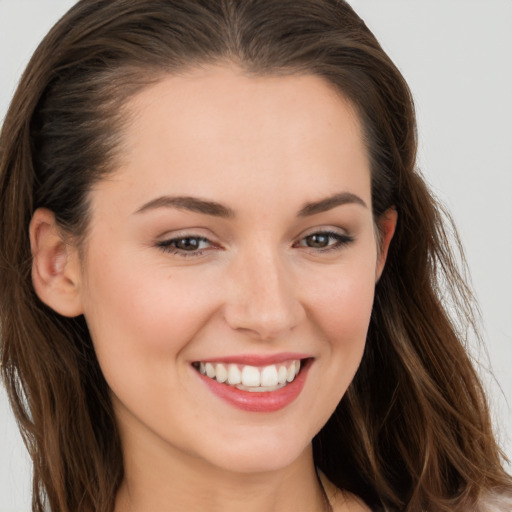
135,191,367,218
135,196,235,218
298,192,367,216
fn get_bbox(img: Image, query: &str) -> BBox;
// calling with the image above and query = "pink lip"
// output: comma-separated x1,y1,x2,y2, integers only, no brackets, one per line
195,352,311,366
195,358,312,413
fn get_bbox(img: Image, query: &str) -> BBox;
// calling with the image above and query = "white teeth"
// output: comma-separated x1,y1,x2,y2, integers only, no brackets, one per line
277,365,288,384
286,364,296,383
215,363,227,383
241,366,260,387
197,359,303,389
205,362,215,379
227,364,241,385
261,365,278,387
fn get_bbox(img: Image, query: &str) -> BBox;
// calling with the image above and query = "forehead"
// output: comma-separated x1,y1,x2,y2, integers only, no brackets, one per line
92,65,371,215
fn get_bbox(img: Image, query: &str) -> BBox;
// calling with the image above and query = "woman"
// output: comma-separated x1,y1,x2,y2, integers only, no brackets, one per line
0,0,510,511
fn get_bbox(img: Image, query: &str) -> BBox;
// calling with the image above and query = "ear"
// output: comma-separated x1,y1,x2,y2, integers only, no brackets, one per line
29,208,84,317
375,207,398,282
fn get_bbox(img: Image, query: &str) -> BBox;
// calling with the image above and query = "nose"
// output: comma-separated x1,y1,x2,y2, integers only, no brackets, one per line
223,248,305,341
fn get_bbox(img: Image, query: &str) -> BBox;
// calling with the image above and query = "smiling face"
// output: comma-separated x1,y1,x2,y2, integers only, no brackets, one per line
71,65,393,475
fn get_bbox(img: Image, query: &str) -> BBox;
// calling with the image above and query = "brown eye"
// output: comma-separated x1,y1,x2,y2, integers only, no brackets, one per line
304,233,331,248
157,235,211,255
296,231,355,252
174,237,202,251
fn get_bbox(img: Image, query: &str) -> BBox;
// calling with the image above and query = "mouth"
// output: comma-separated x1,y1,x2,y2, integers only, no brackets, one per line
191,359,302,392
191,357,312,412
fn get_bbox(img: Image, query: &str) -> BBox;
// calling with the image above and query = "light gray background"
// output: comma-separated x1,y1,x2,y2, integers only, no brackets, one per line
1,1,511,510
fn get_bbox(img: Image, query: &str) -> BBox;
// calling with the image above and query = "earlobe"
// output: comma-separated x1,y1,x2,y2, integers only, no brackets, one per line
29,208,84,317
375,207,398,281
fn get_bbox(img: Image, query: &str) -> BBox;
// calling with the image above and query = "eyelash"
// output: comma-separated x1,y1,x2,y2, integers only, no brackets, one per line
156,230,354,257
294,230,355,252
156,235,213,257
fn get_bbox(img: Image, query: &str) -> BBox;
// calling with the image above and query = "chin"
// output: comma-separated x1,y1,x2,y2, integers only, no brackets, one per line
196,431,312,475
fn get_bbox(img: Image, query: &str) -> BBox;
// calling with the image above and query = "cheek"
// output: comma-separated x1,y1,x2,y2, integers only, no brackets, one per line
80,249,219,374
303,256,377,349
294,256,377,432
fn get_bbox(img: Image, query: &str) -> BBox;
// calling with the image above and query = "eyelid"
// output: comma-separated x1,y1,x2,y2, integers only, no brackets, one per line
299,225,348,237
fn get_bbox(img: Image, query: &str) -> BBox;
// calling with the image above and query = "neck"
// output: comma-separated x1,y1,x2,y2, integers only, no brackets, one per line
115,441,328,512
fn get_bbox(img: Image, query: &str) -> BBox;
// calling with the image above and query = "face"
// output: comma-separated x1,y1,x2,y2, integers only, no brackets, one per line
75,66,392,475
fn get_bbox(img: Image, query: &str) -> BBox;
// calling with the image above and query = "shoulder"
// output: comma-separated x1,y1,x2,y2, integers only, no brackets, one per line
475,491,512,512
320,473,512,511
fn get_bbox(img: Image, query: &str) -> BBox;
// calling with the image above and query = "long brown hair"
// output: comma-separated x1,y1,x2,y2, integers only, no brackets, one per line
0,1,510,511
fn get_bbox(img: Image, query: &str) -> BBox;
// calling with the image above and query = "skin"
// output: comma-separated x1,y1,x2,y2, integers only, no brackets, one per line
30,65,396,512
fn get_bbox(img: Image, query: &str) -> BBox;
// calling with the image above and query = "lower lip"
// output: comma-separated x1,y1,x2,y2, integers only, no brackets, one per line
196,360,311,413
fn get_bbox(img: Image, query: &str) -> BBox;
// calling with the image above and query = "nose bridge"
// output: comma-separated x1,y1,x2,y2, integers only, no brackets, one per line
224,243,303,340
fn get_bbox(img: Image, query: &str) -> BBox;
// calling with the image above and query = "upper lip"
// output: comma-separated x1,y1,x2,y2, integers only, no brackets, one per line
192,352,312,366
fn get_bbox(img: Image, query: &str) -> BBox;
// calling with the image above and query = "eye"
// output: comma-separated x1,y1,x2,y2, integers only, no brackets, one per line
156,235,212,256
295,230,354,252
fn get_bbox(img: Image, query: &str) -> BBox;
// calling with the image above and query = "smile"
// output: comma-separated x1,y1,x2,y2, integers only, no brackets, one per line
192,357,311,412
193,360,301,392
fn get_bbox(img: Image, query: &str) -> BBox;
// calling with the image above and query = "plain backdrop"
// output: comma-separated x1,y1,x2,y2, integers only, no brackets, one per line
1,1,511,510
